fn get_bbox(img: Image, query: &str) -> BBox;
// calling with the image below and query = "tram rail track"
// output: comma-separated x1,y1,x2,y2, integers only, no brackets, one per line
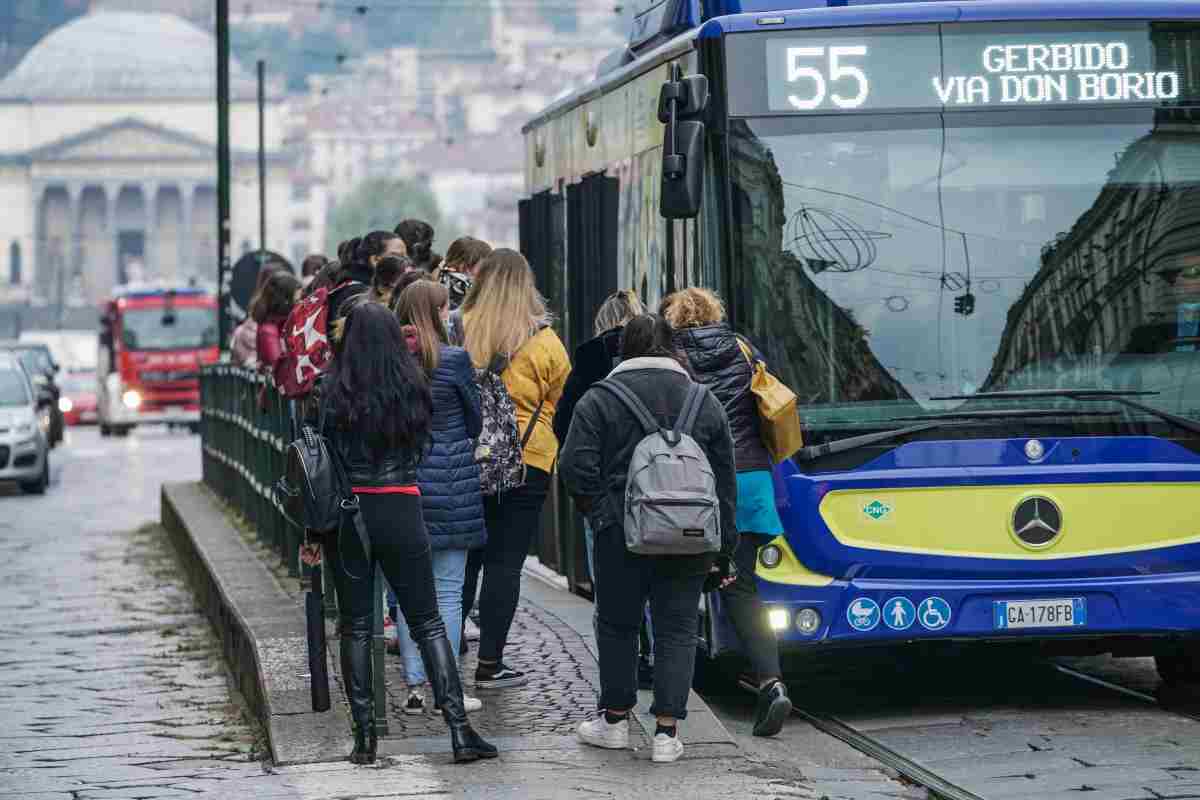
762,663,1200,800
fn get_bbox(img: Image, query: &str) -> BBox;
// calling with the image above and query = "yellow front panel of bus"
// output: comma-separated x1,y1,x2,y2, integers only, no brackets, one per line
819,483,1200,559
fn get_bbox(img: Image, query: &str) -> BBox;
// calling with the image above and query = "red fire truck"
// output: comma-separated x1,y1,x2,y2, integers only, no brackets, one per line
97,285,218,436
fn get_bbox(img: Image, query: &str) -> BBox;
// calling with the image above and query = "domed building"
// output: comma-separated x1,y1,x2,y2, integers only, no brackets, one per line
0,11,297,308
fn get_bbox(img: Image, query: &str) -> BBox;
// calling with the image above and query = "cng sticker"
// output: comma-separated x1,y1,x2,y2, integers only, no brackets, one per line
863,500,892,521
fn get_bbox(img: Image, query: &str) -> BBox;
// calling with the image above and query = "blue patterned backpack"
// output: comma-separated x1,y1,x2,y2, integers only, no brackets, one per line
474,354,544,496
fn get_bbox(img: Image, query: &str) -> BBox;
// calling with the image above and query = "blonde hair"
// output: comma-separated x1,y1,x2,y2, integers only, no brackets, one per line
660,287,726,329
460,248,551,368
593,290,645,337
394,280,450,373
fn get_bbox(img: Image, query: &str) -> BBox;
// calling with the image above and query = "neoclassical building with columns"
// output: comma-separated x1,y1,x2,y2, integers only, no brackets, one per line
0,11,299,310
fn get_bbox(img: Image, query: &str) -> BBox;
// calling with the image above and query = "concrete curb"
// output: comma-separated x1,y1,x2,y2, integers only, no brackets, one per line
519,562,738,749
161,481,351,766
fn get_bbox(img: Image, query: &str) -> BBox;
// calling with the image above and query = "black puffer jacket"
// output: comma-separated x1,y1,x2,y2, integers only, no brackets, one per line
674,323,772,473
553,326,623,444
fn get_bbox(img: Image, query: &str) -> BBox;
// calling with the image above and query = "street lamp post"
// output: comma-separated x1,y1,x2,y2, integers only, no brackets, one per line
216,0,232,353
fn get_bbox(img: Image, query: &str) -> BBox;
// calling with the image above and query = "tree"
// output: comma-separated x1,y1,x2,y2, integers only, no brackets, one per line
325,177,444,254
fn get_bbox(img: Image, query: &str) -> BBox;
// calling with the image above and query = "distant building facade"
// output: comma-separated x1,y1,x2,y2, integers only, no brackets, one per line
0,11,307,310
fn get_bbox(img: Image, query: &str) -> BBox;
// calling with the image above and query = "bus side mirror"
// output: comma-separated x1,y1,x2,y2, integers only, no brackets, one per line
659,70,709,220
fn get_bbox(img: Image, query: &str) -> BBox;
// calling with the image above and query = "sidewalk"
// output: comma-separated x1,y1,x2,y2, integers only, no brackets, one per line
162,481,821,798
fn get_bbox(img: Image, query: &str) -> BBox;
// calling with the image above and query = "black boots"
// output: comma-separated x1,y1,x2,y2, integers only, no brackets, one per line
341,618,377,765
419,633,498,763
350,719,377,765
752,679,792,738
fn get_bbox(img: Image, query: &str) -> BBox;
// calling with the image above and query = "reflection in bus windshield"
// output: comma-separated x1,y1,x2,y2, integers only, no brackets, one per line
120,308,217,351
731,114,1200,428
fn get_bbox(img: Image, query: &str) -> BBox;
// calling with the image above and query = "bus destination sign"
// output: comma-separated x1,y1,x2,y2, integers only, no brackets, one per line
761,22,1188,114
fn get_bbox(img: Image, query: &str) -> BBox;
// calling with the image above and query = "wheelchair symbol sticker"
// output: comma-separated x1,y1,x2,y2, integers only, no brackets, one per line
883,597,916,631
846,598,881,632
917,597,952,631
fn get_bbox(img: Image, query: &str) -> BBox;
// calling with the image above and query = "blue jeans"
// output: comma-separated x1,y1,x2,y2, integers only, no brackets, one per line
393,549,469,686
585,518,654,665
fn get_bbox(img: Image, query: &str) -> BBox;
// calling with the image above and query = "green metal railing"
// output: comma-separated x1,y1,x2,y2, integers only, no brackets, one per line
199,365,389,734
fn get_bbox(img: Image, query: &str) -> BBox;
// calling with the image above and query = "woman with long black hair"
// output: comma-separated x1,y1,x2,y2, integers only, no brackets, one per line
319,301,497,764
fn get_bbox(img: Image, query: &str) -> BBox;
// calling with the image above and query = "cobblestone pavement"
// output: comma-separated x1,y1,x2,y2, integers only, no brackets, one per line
0,429,820,799
381,603,599,738
0,428,280,798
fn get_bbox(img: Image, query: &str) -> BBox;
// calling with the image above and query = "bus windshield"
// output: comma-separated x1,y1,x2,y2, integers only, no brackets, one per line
728,23,1200,431
120,307,218,352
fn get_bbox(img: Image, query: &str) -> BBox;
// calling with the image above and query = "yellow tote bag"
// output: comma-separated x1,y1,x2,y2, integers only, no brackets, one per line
736,338,804,463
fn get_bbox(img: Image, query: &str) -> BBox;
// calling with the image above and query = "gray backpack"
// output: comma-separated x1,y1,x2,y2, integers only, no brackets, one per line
595,379,721,556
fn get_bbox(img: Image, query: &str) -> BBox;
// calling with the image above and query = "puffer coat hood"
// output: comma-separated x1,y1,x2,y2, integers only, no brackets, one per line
673,323,772,473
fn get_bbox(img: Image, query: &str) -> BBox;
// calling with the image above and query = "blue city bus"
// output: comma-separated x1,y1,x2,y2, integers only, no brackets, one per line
521,0,1200,683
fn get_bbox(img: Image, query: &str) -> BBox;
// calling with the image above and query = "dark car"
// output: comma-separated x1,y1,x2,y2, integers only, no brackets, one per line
0,341,64,447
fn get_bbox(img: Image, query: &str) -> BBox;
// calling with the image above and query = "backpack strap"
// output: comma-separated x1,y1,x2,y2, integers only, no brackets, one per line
520,398,549,453
675,383,706,438
595,379,658,437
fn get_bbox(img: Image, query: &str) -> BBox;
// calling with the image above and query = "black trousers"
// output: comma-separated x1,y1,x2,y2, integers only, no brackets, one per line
470,467,551,663
722,532,782,681
593,525,704,720
327,492,444,645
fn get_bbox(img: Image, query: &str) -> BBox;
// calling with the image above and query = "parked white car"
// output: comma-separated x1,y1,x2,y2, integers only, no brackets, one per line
0,353,49,494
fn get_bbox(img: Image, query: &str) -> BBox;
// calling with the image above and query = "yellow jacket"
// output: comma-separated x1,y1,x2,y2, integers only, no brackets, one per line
504,327,571,474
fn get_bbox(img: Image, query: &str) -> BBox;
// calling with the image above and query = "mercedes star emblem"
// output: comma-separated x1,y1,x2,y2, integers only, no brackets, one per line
1011,496,1063,547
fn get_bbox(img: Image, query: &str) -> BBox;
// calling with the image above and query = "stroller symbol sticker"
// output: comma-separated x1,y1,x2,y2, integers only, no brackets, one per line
846,598,881,632
917,597,952,631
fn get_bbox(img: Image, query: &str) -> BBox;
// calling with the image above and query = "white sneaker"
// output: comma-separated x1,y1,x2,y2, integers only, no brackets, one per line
439,695,484,714
652,732,684,763
576,714,630,750
463,617,481,642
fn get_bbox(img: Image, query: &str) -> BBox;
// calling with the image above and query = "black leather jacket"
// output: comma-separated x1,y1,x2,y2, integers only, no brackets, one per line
308,378,421,488
674,323,772,473
327,424,420,488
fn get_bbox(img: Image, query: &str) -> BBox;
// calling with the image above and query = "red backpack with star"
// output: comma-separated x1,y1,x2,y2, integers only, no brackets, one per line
277,280,359,399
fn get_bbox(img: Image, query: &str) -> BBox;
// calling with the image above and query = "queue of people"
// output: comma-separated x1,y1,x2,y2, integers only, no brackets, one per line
248,220,797,767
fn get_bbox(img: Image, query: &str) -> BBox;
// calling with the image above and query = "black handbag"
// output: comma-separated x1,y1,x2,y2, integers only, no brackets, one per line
274,403,371,564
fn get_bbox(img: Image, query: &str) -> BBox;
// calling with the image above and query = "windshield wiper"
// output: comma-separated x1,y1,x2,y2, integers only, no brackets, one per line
793,422,947,462
931,389,1200,437
886,408,1122,422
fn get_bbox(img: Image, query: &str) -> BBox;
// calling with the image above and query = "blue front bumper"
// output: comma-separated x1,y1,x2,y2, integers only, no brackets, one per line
754,571,1200,647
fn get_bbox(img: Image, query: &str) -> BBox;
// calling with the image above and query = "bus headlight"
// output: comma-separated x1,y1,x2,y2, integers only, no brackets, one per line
795,608,822,635
767,608,790,632
122,390,142,409
759,544,783,569
58,397,73,413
